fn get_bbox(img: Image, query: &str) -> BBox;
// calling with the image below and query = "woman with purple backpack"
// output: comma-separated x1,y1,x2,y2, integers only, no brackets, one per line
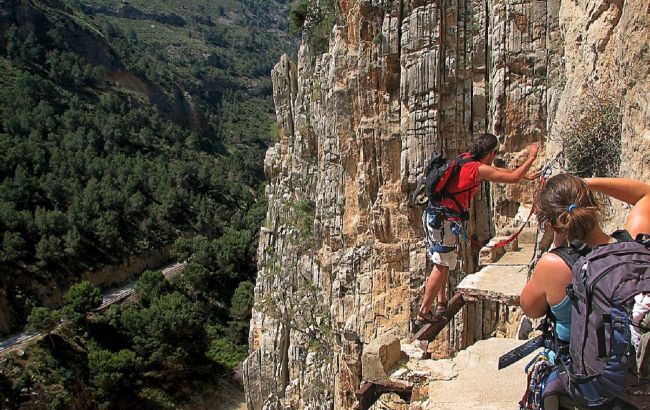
520,174,650,409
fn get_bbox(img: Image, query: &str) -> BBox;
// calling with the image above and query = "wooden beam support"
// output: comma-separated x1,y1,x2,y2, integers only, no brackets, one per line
356,293,467,409
356,382,381,410
413,293,466,342
355,379,413,410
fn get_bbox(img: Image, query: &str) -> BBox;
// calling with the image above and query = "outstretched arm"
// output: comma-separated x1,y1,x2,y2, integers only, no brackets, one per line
491,167,540,180
586,178,650,237
585,178,650,205
478,142,540,183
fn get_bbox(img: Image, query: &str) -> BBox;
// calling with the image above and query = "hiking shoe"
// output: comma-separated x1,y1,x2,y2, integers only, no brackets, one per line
435,301,447,317
414,311,435,327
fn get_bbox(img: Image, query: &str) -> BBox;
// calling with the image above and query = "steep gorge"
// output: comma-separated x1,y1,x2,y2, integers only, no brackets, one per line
244,0,650,408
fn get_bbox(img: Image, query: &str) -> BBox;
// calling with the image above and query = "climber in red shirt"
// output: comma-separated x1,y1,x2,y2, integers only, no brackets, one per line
416,133,540,326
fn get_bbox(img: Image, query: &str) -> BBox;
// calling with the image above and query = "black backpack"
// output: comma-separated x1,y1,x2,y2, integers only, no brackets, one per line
551,231,650,408
412,152,476,216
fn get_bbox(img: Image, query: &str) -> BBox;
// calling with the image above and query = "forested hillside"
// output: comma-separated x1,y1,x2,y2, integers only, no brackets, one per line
0,0,292,326
0,0,294,407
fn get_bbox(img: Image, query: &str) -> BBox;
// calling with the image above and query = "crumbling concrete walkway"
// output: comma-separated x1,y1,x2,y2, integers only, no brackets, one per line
457,231,537,305
356,227,542,409
417,337,538,409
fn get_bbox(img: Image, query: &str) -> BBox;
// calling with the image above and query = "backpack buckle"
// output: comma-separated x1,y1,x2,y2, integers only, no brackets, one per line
636,233,650,247
570,239,590,256
566,284,575,301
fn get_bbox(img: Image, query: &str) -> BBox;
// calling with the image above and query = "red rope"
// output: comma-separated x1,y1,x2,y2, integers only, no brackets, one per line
493,205,536,249
490,174,546,249
464,204,536,249
464,176,544,250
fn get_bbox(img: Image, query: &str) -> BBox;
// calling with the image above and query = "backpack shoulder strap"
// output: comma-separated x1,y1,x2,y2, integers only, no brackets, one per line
611,229,634,243
445,154,480,196
424,151,445,175
456,152,474,165
549,246,581,269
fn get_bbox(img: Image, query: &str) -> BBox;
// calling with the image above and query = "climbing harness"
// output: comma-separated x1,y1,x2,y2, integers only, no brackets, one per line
451,221,465,274
520,349,556,410
425,148,559,273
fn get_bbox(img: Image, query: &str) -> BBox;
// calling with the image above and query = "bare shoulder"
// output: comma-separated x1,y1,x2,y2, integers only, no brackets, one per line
476,163,495,181
532,252,572,285
521,252,571,317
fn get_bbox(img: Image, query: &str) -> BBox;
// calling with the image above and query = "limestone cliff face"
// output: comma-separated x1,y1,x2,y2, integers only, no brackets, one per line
549,0,649,231
244,0,649,408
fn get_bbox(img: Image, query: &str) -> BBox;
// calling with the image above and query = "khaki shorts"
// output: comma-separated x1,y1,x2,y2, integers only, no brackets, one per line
424,208,460,270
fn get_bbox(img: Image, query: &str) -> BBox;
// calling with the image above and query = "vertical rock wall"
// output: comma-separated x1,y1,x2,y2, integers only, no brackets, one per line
243,0,649,408
548,0,650,231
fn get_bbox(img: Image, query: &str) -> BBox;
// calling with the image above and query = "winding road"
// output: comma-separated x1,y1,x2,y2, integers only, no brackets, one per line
0,261,187,355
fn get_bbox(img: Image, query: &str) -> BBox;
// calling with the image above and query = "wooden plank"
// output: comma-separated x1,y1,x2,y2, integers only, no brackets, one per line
356,382,381,410
413,293,466,342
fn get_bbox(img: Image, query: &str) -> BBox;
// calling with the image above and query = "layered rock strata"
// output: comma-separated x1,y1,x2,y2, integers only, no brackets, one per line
244,0,649,408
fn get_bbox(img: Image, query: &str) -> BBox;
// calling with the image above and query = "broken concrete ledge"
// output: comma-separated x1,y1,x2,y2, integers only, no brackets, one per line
458,241,535,305
421,337,539,409
361,330,404,382
456,264,528,305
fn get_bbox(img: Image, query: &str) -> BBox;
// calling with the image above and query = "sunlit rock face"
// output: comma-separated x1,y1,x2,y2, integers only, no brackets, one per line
243,0,649,408
548,0,650,232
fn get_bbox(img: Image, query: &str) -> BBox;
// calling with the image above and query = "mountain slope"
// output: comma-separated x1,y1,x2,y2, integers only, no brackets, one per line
0,0,295,333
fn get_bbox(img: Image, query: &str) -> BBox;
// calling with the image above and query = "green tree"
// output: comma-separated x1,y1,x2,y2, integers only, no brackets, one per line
63,227,82,256
88,347,143,402
6,27,45,65
215,227,252,278
288,0,308,34
5,25,20,58
26,307,61,347
206,337,247,370
35,235,64,267
119,292,207,377
173,262,211,299
62,281,102,326
135,270,171,307
190,235,217,268
170,236,193,262
230,281,254,321
228,281,254,344
1,231,27,263
21,32,46,65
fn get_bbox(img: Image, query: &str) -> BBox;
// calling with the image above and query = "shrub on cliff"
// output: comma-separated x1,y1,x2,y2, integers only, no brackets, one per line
288,0,336,53
559,93,621,178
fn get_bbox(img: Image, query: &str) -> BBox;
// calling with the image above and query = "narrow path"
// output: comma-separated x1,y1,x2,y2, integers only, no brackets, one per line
356,226,540,408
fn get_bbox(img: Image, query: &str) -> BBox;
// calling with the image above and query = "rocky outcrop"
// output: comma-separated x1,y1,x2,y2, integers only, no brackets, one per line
244,0,649,408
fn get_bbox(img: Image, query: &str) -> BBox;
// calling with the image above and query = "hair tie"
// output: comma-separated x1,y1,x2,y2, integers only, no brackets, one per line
567,204,577,212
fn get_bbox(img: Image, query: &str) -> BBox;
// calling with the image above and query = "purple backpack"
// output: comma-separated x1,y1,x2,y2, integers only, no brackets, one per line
553,231,650,408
